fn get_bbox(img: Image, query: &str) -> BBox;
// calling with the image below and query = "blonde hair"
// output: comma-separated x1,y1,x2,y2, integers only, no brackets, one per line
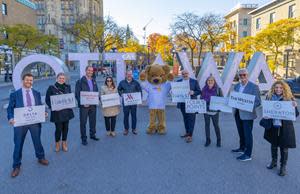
267,80,294,101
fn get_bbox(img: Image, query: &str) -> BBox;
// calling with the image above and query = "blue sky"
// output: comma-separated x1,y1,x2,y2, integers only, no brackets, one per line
104,0,270,43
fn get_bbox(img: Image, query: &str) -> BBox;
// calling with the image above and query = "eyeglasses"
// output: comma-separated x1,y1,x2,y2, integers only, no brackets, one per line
239,74,247,77
107,80,112,82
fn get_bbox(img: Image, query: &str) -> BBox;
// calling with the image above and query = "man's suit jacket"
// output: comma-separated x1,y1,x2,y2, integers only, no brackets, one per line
75,76,99,107
232,81,261,120
176,78,201,109
7,88,42,121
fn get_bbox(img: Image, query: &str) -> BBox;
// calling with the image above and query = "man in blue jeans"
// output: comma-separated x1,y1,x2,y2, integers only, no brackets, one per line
7,73,49,178
231,69,261,161
118,70,142,135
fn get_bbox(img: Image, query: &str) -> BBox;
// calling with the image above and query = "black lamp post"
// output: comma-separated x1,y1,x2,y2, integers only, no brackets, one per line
285,46,293,79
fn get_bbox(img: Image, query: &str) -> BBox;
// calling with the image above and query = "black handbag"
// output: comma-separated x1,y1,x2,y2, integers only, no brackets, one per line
259,118,272,130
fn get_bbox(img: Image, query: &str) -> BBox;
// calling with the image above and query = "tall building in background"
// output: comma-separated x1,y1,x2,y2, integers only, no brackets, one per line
249,0,299,36
33,0,103,59
0,0,37,26
249,0,300,76
224,3,258,48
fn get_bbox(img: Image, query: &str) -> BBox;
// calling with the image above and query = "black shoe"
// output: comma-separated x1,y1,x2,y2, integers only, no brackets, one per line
82,140,88,146
204,139,211,147
278,166,286,176
266,161,277,169
132,129,138,135
231,148,244,154
90,136,100,141
217,140,221,147
237,154,252,161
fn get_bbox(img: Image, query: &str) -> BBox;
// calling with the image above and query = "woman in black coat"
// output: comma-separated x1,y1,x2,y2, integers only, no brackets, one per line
263,80,299,176
45,73,74,152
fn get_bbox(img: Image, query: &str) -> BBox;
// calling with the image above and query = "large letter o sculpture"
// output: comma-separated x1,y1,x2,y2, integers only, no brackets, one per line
13,54,68,90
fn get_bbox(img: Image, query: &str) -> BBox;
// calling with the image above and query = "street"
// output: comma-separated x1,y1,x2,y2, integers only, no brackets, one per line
0,73,300,194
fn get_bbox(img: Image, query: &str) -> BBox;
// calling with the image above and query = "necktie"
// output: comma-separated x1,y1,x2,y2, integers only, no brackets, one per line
26,90,32,106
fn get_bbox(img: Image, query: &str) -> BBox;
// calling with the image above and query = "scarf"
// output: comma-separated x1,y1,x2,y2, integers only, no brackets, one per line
201,84,217,102
55,82,66,93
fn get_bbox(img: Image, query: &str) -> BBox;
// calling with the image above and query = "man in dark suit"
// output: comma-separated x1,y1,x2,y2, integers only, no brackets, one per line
7,73,49,178
231,68,261,161
75,65,99,145
177,70,201,143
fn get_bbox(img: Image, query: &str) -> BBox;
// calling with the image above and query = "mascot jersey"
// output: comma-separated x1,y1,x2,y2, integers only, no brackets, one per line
142,81,171,110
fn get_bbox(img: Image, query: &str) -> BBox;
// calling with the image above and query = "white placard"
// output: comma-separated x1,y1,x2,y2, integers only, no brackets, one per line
185,99,207,113
262,100,296,121
14,105,46,127
80,91,99,105
228,91,255,112
123,92,142,106
210,96,232,113
171,81,190,103
50,93,76,111
101,93,121,108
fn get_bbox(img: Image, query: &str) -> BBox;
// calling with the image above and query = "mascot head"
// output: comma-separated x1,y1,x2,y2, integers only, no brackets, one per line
140,64,174,85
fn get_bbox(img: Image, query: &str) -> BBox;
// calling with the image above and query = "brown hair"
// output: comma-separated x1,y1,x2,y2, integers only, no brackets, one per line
105,76,115,89
22,73,33,80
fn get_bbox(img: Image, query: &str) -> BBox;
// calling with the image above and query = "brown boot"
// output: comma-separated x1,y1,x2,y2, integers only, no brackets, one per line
38,159,49,166
62,141,68,152
55,141,60,152
11,167,20,178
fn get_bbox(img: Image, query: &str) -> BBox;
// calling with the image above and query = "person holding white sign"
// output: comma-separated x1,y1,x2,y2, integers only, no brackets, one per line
177,70,201,143
201,76,222,147
231,69,261,162
117,70,142,135
7,73,49,178
75,66,99,146
263,81,299,176
45,73,74,152
100,77,120,137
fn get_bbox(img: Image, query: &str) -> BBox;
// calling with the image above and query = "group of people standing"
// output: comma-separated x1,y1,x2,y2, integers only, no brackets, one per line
6,66,298,178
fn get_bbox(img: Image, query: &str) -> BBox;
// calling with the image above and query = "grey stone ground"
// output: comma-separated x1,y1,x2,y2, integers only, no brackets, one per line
0,72,300,194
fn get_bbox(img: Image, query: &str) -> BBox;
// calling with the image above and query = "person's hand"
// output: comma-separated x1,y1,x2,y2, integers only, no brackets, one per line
292,101,298,107
45,112,48,118
189,90,194,95
9,119,15,125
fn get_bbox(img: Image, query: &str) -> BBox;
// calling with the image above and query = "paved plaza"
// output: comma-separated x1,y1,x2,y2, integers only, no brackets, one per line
0,74,300,194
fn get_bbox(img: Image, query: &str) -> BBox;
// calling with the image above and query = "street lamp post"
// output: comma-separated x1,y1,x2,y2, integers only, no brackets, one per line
147,45,150,66
285,46,293,79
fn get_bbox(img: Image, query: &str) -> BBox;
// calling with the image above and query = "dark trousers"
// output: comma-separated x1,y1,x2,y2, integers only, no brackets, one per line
234,111,254,157
104,116,117,132
54,121,69,142
123,105,137,130
79,105,97,141
180,106,196,136
13,124,45,168
204,113,221,141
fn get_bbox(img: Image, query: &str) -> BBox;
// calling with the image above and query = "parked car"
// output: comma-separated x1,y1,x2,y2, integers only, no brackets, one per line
285,76,300,98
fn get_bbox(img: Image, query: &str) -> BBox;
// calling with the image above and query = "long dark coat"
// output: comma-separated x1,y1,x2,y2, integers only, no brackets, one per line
45,83,75,123
264,99,299,148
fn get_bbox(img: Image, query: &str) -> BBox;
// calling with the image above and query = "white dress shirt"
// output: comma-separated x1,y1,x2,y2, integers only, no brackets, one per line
22,87,35,107
239,82,248,93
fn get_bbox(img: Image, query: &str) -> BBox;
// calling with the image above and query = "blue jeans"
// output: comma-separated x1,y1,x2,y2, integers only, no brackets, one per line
123,105,137,130
235,111,254,157
13,124,45,168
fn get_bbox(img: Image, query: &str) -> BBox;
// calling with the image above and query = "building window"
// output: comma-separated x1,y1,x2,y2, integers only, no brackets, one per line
288,4,296,18
270,12,275,24
2,3,7,15
256,18,261,30
243,19,248,26
242,31,248,37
